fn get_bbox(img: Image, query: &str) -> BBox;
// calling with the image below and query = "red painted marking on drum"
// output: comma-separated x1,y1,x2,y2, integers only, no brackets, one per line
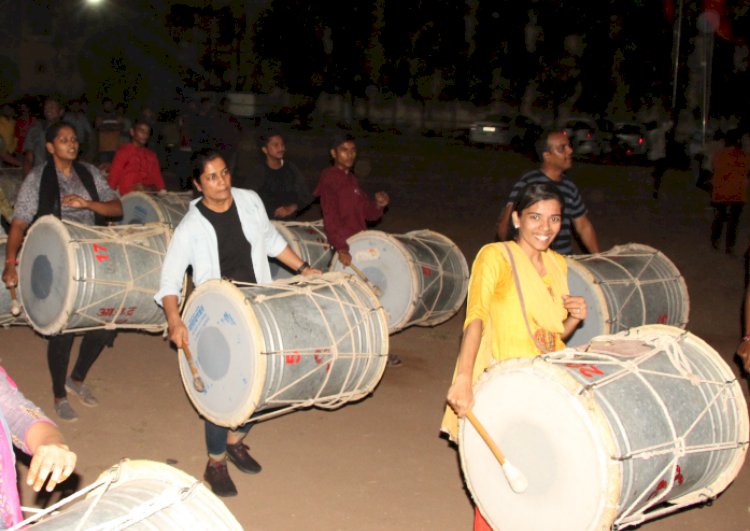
657,313,668,324
98,307,115,317
285,353,301,364
421,266,433,276
92,244,109,263
647,465,684,501
565,362,604,379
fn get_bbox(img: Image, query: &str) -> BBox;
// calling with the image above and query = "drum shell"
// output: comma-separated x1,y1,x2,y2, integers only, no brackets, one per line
269,220,332,280
28,459,241,529
0,237,27,327
180,272,389,428
330,229,469,333
121,191,193,228
19,216,176,335
460,324,748,531
566,243,690,347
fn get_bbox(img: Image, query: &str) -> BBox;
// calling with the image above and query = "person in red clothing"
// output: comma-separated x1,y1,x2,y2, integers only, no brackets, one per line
107,119,166,195
314,133,389,266
710,129,749,255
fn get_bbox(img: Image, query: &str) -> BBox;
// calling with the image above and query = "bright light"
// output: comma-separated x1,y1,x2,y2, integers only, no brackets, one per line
86,0,104,5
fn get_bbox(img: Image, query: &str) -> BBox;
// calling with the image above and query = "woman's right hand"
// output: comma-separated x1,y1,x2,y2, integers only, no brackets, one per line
446,374,474,417
2,263,17,288
168,319,189,350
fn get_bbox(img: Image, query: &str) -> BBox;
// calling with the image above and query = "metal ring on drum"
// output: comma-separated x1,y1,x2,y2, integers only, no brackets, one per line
459,324,748,530
565,243,690,347
17,459,241,529
18,215,182,335
120,191,193,228
179,272,389,428
269,220,332,280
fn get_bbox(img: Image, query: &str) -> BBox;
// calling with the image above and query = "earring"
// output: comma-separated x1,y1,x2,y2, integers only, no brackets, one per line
513,225,519,229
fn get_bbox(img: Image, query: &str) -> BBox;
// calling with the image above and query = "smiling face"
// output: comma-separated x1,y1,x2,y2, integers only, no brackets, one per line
194,156,233,211
46,125,79,163
512,198,562,255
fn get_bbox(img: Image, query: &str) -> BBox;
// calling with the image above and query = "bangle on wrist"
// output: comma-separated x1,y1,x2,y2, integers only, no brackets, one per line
295,261,310,275
742,335,750,343
5,258,17,266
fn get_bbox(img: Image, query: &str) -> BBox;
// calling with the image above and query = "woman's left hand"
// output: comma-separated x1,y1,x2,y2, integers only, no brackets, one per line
27,443,77,492
563,295,587,320
61,194,89,210
301,267,322,276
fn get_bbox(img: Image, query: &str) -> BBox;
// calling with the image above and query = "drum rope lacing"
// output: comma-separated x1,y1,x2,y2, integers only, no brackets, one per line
233,276,387,423
555,330,743,528
63,223,171,333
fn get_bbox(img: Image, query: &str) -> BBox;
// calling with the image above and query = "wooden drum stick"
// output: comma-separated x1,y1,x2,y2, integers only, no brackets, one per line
181,344,206,393
466,411,528,494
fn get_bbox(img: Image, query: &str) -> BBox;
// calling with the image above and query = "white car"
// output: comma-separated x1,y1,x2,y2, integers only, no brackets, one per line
612,122,647,160
561,118,604,158
468,114,513,147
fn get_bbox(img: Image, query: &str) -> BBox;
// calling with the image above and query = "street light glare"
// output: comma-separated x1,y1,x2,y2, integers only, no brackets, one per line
86,0,104,5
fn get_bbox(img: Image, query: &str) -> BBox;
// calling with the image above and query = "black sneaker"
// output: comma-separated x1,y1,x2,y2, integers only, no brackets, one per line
226,442,262,474
204,460,238,497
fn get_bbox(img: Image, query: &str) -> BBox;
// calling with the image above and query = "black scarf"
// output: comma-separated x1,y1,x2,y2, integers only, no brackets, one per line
36,161,105,226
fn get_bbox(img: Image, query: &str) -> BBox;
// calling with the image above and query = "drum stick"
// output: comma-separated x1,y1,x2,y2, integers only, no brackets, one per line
181,344,206,393
348,263,382,296
466,411,528,494
9,286,20,317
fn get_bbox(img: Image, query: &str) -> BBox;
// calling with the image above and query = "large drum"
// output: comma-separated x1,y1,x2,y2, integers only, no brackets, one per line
0,237,27,327
19,215,180,335
21,459,241,529
330,229,469,333
460,325,748,531
566,243,689,347
120,191,193,228
269,220,332,280
180,272,389,428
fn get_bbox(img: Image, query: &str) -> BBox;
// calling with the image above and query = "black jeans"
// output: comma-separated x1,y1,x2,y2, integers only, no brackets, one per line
48,330,116,399
710,202,743,252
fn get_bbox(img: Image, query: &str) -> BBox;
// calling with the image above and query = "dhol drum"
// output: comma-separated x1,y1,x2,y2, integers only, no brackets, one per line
19,215,181,335
460,324,748,531
180,272,389,428
330,229,469,333
0,167,22,223
566,243,690,347
0,237,27,327
18,459,241,529
120,191,193,228
269,220,332,280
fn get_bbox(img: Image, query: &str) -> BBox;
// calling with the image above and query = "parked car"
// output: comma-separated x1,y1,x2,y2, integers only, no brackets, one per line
611,122,647,162
510,114,544,156
468,114,513,147
561,118,605,159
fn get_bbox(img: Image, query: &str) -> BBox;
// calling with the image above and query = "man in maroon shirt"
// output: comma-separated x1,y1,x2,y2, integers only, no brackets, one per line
107,120,166,195
314,133,389,266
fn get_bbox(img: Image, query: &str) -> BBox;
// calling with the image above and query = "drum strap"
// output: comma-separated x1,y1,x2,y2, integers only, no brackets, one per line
37,161,105,225
502,243,551,353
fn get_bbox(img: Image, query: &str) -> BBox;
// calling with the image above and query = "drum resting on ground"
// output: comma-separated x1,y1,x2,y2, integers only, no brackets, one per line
16,459,241,529
18,215,183,335
179,272,389,428
566,243,690,347
460,324,748,530
330,229,469,333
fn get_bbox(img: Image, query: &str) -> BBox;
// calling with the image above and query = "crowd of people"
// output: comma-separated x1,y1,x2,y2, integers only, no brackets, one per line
0,90,747,527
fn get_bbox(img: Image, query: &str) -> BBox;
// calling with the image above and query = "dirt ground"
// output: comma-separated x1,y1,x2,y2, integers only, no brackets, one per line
5,128,750,530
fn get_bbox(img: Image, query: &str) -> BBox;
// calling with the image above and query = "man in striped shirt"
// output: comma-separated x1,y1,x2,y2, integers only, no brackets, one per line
497,130,600,255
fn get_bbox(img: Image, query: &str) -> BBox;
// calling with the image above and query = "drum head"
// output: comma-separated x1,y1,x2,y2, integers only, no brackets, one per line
121,192,163,224
180,280,265,427
330,231,418,332
18,216,75,335
565,258,610,347
459,360,619,531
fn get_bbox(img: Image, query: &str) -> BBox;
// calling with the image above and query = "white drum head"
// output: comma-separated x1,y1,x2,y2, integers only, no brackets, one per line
18,216,75,335
180,280,266,427
330,230,418,332
459,360,619,531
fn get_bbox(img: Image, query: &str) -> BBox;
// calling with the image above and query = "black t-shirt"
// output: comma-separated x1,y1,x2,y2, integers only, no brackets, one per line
196,199,256,283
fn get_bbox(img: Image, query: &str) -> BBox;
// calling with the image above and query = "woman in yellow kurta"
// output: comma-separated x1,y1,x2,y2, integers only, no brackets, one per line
443,182,588,530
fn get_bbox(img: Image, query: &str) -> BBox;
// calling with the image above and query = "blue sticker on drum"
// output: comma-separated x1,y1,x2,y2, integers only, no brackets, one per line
187,304,206,332
221,311,236,326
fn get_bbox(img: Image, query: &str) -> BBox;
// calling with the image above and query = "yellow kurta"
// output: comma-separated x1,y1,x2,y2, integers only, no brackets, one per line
441,241,569,440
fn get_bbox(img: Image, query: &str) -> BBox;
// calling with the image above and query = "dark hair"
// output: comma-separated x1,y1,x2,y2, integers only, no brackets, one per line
257,128,283,149
44,121,77,144
131,118,152,131
329,131,355,151
725,128,743,148
513,182,564,218
191,148,224,184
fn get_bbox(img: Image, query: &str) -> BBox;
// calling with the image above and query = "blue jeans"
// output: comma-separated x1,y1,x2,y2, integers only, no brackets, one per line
205,421,252,458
